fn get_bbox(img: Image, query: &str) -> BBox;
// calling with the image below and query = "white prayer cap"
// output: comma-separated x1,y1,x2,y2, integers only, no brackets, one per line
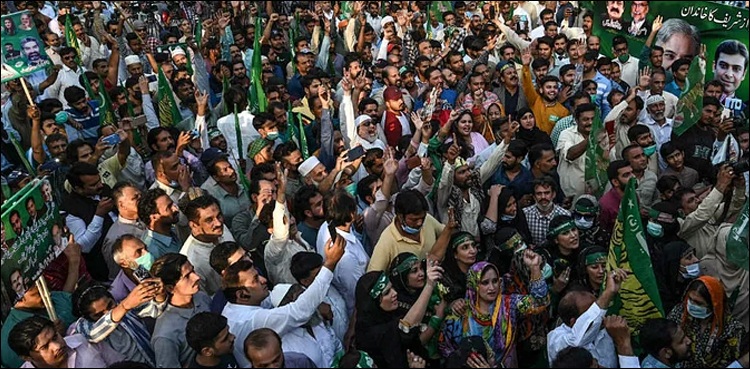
646,94,665,107
355,115,373,128
380,16,395,30
269,284,293,308
298,156,322,177
124,55,141,66
171,48,186,58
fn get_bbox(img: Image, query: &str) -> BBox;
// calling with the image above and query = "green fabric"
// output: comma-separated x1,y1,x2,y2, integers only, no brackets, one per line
1,292,75,368
547,220,576,238
98,75,116,126
390,255,419,276
10,136,34,176
585,252,607,266
606,178,664,335
673,56,706,136
156,66,182,127
369,272,389,299
248,17,267,114
298,113,309,160
584,103,608,197
64,15,82,65
81,71,96,103
247,138,270,159
726,200,749,271
500,232,527,253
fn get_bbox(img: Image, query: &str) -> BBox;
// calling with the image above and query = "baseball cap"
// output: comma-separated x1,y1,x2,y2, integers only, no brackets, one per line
200,148,228,168
383,86,401,101
208,128,223,140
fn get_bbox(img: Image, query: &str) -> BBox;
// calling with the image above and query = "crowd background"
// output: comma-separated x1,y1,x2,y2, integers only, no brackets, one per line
0,1,749,368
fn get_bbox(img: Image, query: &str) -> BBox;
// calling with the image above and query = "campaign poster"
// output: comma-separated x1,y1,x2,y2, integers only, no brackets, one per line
1,179,64,304
587,1,749,101
1,10,51,83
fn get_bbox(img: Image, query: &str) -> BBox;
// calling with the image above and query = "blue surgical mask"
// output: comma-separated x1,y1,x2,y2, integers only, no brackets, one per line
266,131,280,141
401,217,422,235
687,299,712,319
681,263,701,279
542,263,553,280
575,216,594,230
55,111,69,124
647,221,664,238
500,214,515,222
135,251,155,272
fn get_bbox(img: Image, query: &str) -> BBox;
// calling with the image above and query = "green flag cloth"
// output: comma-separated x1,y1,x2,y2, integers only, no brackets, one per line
248,17,267,114
64,15,82,65
673,56,706,136
121,80,135,117
81,72,97,102
157,66,182,127
726,200,749,271
585,104,609,197
98,77,116,126
10,136,34,176
297,113,309,160
606,178,664,334
195,18,203,51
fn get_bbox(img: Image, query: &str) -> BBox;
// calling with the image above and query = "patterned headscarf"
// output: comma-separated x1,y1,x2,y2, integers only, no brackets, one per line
683,276,726,338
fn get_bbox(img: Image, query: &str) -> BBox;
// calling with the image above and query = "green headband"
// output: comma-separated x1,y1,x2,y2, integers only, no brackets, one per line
332,350,375,368
451,233,474,249
648,208,676,223
574,203,599,215
369,272,389,299
585,252,607,266
548,220,576,238
499,232,527,253
391,255,420,277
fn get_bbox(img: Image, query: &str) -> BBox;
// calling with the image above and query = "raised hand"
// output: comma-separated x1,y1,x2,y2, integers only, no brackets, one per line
62,234,80,264
425,261,444,286
122,278,160,310
466,352,492,368
383,147,399,176
552,267,571,293
489,184,504,198
522,249,542,268
27,105,40,120
446,207,458,229
651,15,663,34
521,47,532,66
411,111,425,131
639,66,651,89
177,163,192,192
605,268,628,295
275,162,287,191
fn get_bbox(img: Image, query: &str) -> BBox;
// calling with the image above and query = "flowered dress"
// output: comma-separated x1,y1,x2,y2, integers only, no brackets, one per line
438,262,550,368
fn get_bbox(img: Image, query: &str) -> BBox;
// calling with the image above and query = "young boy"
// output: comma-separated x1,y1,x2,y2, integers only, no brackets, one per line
186,312,238,368
664,58,691,98
659,141,699,190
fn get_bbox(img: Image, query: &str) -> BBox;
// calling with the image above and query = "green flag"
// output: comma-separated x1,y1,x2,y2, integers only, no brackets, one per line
673,56,706,136
81,72,96,102
726,200,749,271
297,113,309,160
585,104,609,197
121,80,135,117
10,136,34,176
248,17,267,114
195,18,203,51
156,66,182,127
606,178,664,334
234,103,243,163
98,77,116,126
64,15,82,65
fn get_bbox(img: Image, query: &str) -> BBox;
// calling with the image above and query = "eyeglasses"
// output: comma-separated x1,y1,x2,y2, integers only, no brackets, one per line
614,47,628,53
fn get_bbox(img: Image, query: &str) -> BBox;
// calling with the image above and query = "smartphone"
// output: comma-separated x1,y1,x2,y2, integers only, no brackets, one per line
189,129,200,139
132,264,152,282
328,223,338,245
39,159,62,173
553,259,569,277
132,115,147,128
489,6,496,21
102,133,122,146
347,146,366,162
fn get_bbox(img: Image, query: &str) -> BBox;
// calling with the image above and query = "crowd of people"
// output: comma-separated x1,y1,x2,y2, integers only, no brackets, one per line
1,1,749,368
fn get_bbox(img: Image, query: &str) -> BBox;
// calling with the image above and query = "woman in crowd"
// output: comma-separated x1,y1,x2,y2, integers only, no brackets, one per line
441,232,479,310
452,110,490,163
668,276,746,368
572,245,608,298
474,102,504,145
439,251,549,368
514,108,553,149
654,241,701,314
388,253,447,365
354,261,443,368
537,215,582,299
481,186,533,252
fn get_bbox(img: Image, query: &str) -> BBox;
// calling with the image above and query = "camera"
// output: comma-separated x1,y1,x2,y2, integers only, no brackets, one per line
732,160,750,175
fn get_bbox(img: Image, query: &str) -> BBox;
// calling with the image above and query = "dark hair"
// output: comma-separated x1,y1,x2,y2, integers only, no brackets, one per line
272,141,299,163
138,188,169,226
540,8,555,19
532,176,557,193
529,143,556,166
65,139,92,164
621,144,643,161
8,316,56,357
290,252,324,284
66,161,99,189
660,141,681,160
596,58,612,70
559,63,576,77
357,174,381,204
627,124,651,142
151,253,188,288
640,318,680,358
544,21,558,31
394,189,429,216
293,185,321,221
325,190,357,227
703,96,721,109
552,346,594,368
244,328,281,360
358,98,378,113
714,39,749,69
507,140,529,158
537,36,554,49
657,175,682,194
210,241,242,275
147,127,172,151
186,312,228,353
72,281,111,319
249,163,275,182
612,35,628,48
63,85,87,105
538,75,559,87
44,133,67,147
59,46,77,58
150,150,175,174
671,58,692,74
222,260,255,303
574,103,597,120
363,148,384,171
607,160,630,182
184,195,220,223
38,98,63,113
531,58,550,71
705,79,724,91
252,112,275,131
570,91,591,107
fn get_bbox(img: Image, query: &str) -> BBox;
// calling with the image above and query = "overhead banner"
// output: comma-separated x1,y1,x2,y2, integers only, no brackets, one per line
1,10,51,83
587,1,749,101
1,179,64,304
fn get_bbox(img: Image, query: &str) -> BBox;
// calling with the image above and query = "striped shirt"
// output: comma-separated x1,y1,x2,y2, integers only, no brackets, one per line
66,100,101,143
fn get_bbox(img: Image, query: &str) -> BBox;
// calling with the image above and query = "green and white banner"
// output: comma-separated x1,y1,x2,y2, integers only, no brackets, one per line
1,179,64,303
1,10,51,83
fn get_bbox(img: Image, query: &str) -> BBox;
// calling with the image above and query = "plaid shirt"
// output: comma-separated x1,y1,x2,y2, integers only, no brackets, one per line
523,204,571,246
144,36,162,55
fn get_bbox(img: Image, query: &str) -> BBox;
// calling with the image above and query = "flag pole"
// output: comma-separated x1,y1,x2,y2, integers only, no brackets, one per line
19,78,35,107
36,278,57,321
